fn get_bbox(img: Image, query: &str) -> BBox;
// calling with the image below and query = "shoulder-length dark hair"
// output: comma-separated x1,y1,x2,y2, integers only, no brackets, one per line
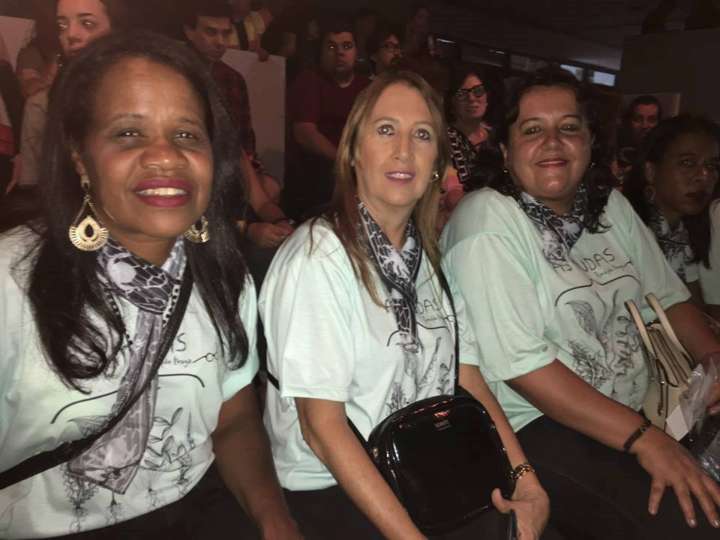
24,30,249,390
320,70,450,303
490,66,615,233
624,114,720,266
444,63,493,125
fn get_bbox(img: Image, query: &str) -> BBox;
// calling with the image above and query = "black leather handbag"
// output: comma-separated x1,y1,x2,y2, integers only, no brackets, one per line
355,272,514,535
364,390,514,535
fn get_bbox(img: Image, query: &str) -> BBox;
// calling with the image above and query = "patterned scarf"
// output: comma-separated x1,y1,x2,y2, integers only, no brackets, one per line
517,183,589,269
358,202,423,351
647,204,695,282
67,238,186,494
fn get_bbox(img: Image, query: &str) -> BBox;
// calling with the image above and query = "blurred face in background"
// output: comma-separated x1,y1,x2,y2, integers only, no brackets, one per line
184,16,233,63
630,103,659,144
320,32,356,80
453,73,487,124
372,33,402,74
57,0,112,57
645,131,719,224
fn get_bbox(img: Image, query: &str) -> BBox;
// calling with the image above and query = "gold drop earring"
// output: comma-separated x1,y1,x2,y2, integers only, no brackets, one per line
68,174,109,251
184,216,210,244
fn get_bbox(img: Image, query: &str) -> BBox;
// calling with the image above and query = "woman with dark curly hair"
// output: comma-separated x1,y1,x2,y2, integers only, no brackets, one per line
0,31,299,539
442,67,720,538
624,115,720,314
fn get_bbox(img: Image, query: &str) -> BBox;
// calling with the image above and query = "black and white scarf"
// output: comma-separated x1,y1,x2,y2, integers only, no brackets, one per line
67,238,186,494
359,202,422,351
647,204,695,282
517,183,588,269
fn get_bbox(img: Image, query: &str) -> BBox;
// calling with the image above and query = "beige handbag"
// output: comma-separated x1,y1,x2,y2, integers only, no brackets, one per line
625,293,693,437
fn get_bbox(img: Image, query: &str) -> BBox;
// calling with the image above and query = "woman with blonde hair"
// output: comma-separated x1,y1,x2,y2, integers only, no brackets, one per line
260,70,550,539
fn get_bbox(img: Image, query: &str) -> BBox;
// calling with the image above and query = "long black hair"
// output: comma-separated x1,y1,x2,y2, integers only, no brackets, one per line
624,114,720,266
490,66,615,233
22,30,249,390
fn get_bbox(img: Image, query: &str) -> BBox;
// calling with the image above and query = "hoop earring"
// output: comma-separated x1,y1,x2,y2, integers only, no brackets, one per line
184,216,210,243
68,175,109,251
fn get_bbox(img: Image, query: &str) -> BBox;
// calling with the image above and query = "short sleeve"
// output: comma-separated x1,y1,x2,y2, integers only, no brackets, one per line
259,225,355,402
443,232,557,383
221,276,260,400
445,270,482,367
288,71,320,125
700,201,720,305
609,191,690,316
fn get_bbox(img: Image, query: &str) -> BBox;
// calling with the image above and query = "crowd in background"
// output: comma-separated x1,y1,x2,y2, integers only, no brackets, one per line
1,1,720,539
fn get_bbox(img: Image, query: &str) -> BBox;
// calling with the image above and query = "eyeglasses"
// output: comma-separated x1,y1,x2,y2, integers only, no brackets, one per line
454,84,486,101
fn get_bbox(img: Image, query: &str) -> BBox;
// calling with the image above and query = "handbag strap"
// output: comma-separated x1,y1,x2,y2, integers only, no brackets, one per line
645,293,690,357
0,267,193,490
435,267,460,393
625,299,656,358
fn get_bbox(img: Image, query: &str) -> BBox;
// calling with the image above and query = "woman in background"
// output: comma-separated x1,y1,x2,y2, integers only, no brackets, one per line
625,114,720,314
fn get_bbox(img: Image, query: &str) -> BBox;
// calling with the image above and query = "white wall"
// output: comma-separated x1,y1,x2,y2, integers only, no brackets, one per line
222,49,286,181
0,16,34,70
619,28,720,121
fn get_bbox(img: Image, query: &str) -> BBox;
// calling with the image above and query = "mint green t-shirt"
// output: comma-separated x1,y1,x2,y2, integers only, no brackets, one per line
441,188,690,432
0,228,259,539
261,220,481,491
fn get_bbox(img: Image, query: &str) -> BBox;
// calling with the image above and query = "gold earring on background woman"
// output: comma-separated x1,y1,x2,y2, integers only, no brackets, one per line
68,174,109,251
184,216,210,243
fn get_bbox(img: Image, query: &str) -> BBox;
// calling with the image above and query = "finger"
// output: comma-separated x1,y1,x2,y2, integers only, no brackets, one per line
705,473,720,508
491,487,512,514
699,475,720,528
648,478,666,516
672,484,697,527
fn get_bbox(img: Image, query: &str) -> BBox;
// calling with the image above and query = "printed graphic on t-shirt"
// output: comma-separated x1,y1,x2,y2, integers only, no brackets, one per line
555,247,644,410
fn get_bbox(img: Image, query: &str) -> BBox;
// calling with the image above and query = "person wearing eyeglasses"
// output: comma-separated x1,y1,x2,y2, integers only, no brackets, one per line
625,114,720,317
440,65,503,226
366,23,403,79
282,17,370,223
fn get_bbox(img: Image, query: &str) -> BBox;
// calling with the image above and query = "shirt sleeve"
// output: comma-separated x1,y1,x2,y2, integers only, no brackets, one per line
221,276,260,400
700,201,720,305
610,191,690,318
443,232,557,383
260,227,355,402
445,270,482,367
288,71,320,125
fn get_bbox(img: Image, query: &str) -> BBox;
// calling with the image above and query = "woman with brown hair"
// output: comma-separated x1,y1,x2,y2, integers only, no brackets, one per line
260,70,549,539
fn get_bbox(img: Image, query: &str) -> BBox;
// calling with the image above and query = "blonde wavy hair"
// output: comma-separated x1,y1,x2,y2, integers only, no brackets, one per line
317,70,450,304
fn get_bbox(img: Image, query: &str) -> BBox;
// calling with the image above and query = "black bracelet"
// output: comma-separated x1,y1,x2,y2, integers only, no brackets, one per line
623,418,652,453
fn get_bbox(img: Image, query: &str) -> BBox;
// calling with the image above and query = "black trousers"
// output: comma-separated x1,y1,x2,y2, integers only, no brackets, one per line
284,484,563,540
517,415,719,540
49,465,259,539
